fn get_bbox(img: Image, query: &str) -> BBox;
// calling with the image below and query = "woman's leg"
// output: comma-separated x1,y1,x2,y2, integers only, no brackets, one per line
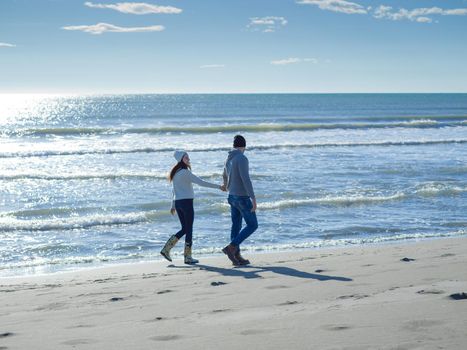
175,199,194,246
184,200,194,247
182,200,197,263
175,201,187,240
161,200,188,262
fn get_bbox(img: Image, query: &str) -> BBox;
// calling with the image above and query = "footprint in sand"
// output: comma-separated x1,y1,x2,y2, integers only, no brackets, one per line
449,292,467,300
210,281,227,286
93,278,114,283
0,333,14,338
109,297,124,302
150,335,181,341
157,289,173,294
417,289,445,295
337,294,370,300
143,317,166,323
298,257,316,262
322,324,352,331
401,257,416,262
212,309,231,313
278,301,299,306
61,339,97,346
66,324,96,329
265,285,290,290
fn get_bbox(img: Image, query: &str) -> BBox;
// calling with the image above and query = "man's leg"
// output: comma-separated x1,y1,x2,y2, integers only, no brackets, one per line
228,196,243,243
231,197,258,247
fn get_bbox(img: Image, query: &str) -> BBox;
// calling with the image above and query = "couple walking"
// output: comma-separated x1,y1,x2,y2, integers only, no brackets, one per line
160,135,258,266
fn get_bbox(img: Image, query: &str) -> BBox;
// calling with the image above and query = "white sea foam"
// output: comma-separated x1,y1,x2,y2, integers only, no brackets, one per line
414,183,467,196
257,194,406,209
401,119,438,126
0,211,165,232
232,229,467,253
2,119,463,137
1,139,466,158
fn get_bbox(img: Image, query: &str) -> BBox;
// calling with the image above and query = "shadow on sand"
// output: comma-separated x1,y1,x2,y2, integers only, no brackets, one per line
170,264,352,282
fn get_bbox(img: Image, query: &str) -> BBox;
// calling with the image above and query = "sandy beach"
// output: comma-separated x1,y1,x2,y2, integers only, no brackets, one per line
1,237,467,350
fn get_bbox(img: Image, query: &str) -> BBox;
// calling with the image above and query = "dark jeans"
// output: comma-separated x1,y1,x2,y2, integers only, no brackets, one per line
228,195,258,247
174,199,194,247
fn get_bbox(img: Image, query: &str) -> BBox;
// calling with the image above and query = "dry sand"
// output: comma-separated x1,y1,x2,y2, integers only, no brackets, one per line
1,237,467,349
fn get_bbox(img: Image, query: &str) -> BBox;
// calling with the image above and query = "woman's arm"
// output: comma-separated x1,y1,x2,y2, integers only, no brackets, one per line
186,171,221,189
170,188,175,214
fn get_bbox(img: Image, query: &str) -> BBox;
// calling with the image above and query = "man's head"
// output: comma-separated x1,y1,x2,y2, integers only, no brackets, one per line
233,135,246,150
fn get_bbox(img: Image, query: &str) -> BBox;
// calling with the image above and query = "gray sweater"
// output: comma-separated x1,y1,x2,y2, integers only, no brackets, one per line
223,149,255,199
171,169,220,208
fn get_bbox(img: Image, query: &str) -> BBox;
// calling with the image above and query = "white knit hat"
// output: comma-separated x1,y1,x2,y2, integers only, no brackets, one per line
173,150,186,163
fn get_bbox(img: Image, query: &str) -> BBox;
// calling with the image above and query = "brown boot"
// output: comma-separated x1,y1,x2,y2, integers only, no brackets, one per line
222,244,240,266
235,248,250,265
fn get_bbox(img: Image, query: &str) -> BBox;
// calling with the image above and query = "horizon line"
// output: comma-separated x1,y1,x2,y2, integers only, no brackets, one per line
1,91,467,96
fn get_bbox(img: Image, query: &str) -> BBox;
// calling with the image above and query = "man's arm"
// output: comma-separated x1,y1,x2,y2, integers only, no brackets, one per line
222,166,228,187
238,157,256,211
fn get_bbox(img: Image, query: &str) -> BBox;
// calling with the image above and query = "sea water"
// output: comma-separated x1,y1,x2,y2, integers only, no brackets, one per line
1,93,466,276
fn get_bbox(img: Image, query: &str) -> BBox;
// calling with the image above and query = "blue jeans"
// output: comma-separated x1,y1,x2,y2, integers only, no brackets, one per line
228,195,258,247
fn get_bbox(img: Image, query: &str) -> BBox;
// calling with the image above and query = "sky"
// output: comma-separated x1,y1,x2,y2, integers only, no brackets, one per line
1,0,467,93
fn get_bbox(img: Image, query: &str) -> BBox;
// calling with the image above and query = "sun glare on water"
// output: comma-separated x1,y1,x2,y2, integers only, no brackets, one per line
0,93,75,128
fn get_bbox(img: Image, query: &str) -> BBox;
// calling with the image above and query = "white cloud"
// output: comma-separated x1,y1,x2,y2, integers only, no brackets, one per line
200,64,225,69
62,22,165,35
297,1,467,23
271,57,318,65
248,16,288,32
0,42,16,48
444,8,467,15
373,5,467,23
84,2,182,15
297,0,367,15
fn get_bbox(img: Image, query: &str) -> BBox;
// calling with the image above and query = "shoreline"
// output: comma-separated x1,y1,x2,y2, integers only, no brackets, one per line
1,233,466,279
1,236,466,349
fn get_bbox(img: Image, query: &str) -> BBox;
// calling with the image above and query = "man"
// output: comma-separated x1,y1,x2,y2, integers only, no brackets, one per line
222,135,258,266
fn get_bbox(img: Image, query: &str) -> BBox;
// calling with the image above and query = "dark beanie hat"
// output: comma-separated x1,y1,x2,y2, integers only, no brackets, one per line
233,135,246,148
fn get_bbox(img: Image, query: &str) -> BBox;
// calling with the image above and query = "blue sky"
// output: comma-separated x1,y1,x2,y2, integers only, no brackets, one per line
1,0,467,93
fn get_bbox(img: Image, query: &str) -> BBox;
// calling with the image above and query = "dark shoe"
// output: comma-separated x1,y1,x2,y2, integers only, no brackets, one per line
222,244,240,266
235,248,250,265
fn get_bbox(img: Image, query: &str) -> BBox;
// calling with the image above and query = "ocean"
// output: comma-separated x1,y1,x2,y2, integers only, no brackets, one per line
1,93,466,276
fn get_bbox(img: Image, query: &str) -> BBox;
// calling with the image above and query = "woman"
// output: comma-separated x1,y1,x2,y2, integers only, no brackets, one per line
160,150,223,264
